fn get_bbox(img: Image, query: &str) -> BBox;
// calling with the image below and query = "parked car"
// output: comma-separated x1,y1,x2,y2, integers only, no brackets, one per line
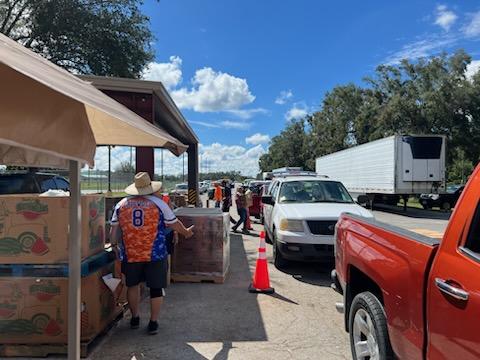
262,175,373,268
248,180,271,222
332,164,480,360
199,181,208,194
173,183,188,196
0,172,70,194
420,184,465,210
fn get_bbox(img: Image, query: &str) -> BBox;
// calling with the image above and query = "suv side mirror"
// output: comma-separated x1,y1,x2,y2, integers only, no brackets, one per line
262,195,275,206
356,195,369,205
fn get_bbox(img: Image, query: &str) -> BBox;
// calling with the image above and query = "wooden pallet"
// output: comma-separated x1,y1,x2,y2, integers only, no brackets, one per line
0,309,124,358
171,269,228,284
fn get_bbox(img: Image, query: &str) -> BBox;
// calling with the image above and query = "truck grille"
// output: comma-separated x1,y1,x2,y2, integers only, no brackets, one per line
307,220,337,235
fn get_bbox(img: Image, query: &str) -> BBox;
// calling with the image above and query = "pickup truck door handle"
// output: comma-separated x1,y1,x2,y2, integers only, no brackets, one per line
435,278,469,301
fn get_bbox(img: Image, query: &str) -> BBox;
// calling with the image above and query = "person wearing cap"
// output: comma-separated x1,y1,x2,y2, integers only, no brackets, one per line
109,172,194,335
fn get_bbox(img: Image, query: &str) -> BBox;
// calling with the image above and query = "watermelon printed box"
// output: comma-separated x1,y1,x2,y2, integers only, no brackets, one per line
0,194,105,264
0,262,123,344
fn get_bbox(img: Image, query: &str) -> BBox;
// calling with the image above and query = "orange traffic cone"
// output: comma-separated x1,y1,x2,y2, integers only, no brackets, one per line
249,231,275,294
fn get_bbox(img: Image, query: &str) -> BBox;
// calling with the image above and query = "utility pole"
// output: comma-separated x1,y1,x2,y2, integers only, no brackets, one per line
107,146,112,193
182,153,185,182
161,149,164,182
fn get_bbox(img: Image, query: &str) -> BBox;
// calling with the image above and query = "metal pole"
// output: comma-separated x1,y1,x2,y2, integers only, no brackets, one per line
68,160,81,360
183,153,185,183
108,146,112,193
161,149,164,182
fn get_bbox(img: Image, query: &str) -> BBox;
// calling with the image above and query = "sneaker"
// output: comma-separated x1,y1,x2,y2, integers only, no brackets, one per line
130,316,140,329
148,320,159,335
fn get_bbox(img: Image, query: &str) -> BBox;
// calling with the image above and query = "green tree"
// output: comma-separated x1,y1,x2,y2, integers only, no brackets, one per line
0,0,154,77
259,119,310,172
261,50,480,181
115,161,135,174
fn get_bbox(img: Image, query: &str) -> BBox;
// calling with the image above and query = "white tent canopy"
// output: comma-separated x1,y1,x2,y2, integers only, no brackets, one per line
0,33,188,359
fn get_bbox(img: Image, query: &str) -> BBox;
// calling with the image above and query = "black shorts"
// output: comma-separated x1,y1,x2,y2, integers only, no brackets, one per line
121,259,168,289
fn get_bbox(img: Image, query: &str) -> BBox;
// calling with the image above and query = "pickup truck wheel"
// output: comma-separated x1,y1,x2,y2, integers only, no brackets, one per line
273,232,287,269
441,201,451,211
349,292,393,360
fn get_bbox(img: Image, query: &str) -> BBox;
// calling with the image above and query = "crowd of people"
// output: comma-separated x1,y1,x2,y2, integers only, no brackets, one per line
213,180,254,235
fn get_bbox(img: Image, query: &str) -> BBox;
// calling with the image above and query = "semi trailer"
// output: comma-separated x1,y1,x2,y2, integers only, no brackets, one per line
315,135,446,206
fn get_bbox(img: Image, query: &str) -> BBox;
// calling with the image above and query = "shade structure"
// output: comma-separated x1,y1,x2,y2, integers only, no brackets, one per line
0,33,188,359
0,34,187,169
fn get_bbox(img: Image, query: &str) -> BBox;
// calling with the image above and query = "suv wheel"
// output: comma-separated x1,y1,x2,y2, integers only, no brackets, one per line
273,231,287,269
349,292,394,360
264,226,272,244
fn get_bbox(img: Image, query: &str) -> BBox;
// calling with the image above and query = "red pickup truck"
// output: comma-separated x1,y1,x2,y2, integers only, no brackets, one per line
332,164,480,360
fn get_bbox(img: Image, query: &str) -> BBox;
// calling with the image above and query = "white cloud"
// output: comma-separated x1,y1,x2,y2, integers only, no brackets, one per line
171,67,255,112
141,56,183,90
466,60,480,80
384,34,458,65
285,103,309,121
434,5,457,31
189,120,251,130
225,108,268,119
91,143,263,177
220,120,251,130
275,90,293,105
198,143,266,176
464,11,480,37
189,120,220,128
246,133,270,145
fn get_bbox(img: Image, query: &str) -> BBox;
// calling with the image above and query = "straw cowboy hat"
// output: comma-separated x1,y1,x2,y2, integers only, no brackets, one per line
125,172,162,196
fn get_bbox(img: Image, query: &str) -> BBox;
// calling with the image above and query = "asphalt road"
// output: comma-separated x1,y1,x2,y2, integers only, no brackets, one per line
87,198,449,360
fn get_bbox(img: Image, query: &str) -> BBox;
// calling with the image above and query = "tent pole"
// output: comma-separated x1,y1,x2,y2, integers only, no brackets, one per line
68,160,81,360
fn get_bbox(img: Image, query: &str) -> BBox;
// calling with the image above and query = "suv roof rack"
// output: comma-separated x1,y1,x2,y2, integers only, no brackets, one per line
273,171,328,178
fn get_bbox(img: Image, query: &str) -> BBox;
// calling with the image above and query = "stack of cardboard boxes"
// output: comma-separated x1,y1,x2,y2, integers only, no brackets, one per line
0,194,122,356
171,208,230,284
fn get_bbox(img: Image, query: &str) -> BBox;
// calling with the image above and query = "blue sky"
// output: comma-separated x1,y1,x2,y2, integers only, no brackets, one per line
95,1,480,176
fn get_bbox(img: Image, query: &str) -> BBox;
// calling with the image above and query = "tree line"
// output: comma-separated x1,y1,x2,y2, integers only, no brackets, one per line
260,51,480,183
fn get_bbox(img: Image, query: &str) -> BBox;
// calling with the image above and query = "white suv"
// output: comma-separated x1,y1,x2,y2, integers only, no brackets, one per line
262,176,373,267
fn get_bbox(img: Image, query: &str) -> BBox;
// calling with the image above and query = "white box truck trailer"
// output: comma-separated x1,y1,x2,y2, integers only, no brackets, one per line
315,135,446,203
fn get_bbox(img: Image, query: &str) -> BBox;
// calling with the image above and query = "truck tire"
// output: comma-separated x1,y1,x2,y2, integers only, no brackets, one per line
273,231,288,269
264,226,272,244
349,292,394,360
441,201,451,211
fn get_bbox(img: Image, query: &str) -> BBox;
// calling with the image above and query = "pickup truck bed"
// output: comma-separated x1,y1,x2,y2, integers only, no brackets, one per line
334,214,440,359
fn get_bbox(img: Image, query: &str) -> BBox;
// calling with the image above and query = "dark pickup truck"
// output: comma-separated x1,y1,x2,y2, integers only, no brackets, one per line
332,164,480,359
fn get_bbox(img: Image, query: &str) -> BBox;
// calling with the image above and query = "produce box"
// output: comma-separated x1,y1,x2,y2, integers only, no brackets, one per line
172,208,230,283
0,261,123,344
0,194,105,263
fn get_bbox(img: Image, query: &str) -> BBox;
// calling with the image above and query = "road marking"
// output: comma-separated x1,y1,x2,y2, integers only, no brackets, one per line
409,228,444,239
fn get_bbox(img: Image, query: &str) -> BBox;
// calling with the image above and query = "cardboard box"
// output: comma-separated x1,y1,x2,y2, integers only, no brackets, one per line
0,262,122,344
0,195,105,264
172,208,230,280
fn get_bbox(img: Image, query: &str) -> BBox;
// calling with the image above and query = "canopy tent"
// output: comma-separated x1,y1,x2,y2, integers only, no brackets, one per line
0,33,187,359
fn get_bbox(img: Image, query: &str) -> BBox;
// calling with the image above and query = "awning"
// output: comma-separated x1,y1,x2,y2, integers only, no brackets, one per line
0,33,189,359
0,34,188,169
